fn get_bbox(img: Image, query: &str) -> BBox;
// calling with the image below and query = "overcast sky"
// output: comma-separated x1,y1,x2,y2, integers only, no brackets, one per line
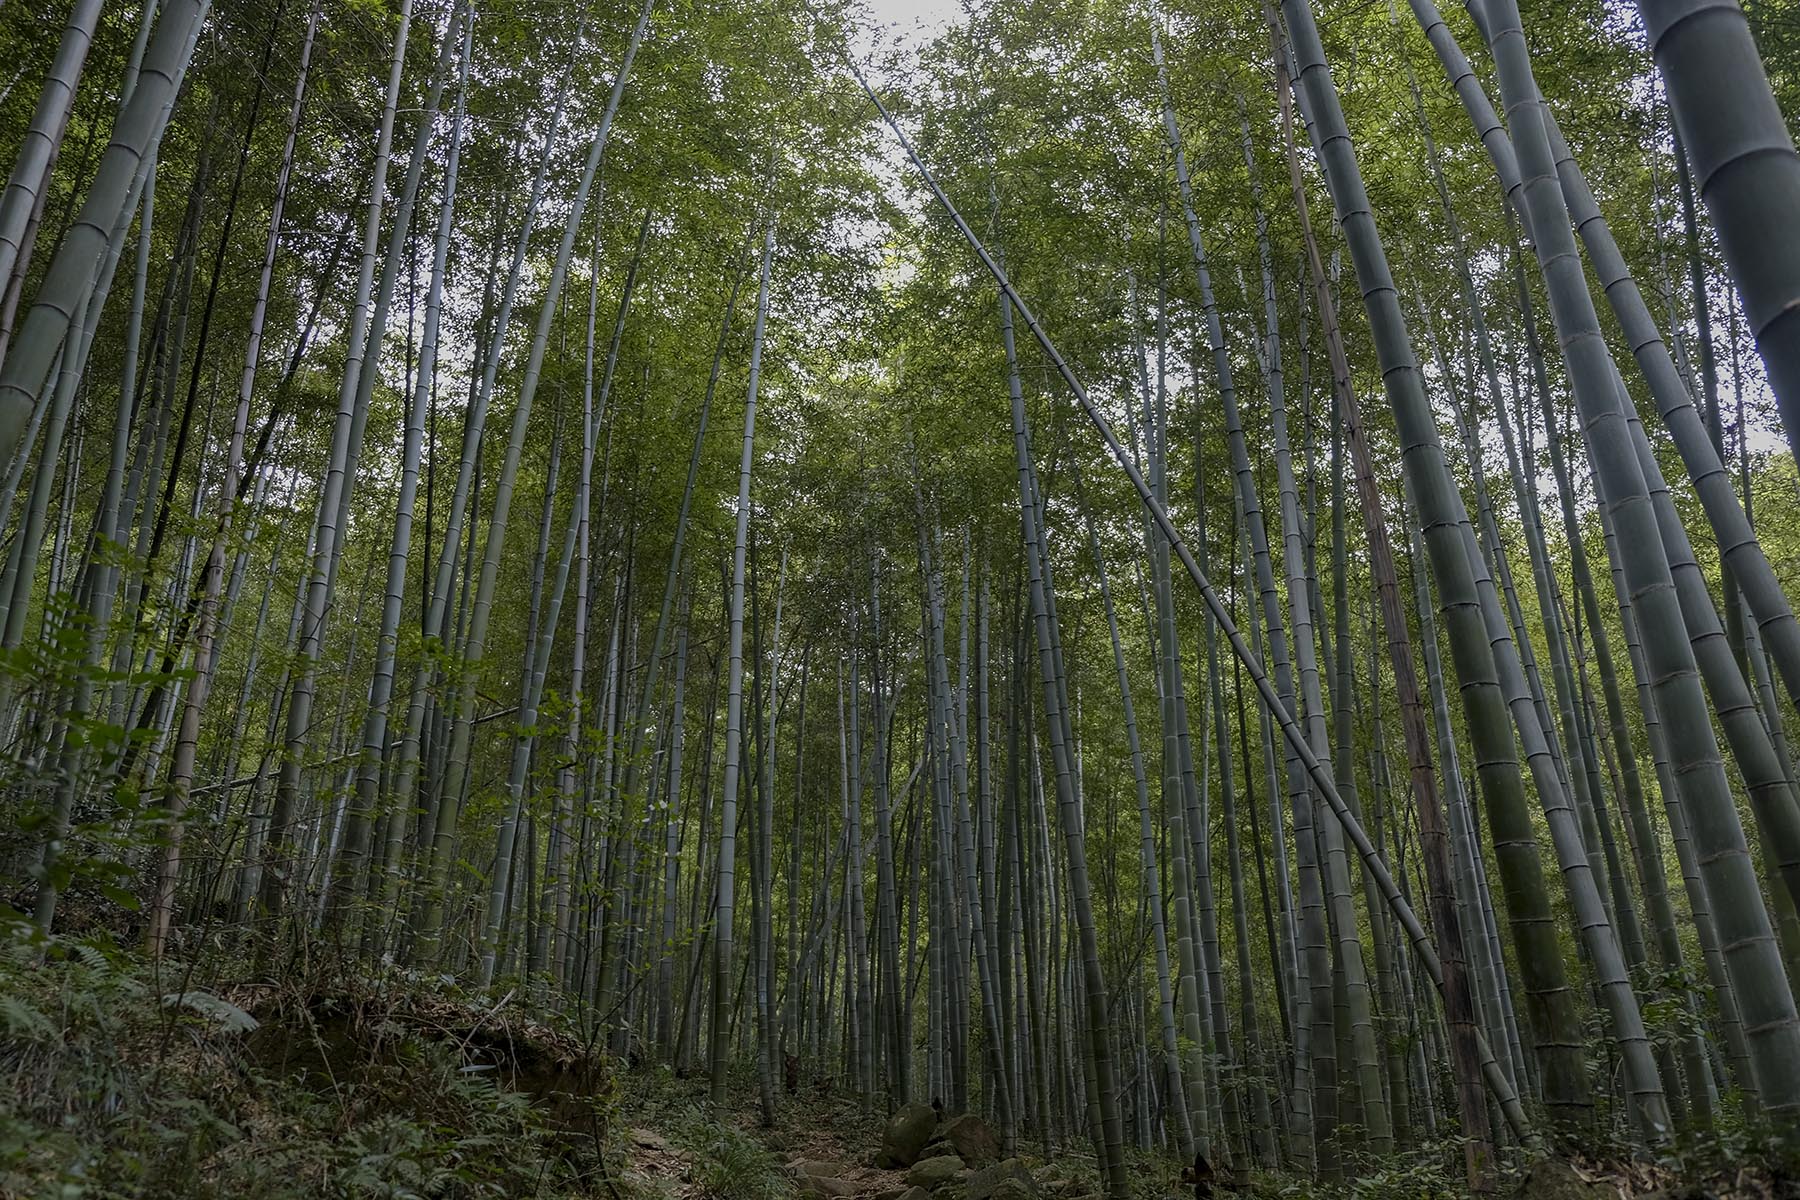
858,0,962,53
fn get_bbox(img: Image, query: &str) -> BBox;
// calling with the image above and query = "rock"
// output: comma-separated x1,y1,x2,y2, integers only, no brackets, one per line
630,1128,671,1152
805,1178,860,1199
905,1154,967,1190
896,1188,934,1200
932,1114,1000,1167
964,1159,1038,1200
877,1103,940,1168
796,1162,849,1180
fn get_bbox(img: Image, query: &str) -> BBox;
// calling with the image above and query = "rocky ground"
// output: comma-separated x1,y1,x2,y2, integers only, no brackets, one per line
619,1091,1110,1200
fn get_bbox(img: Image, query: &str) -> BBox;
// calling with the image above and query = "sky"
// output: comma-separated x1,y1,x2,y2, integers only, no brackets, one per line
857,0,963,54
846,0,966,278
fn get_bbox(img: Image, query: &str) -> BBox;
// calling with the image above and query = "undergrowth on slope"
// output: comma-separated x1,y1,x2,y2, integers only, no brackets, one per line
0,926,617,1198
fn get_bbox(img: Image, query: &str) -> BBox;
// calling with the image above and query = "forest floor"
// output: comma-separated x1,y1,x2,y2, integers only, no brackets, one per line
609,1060,1131,1200
615,1084,912,1200
0,935,1137,1200
0,936,1795,1200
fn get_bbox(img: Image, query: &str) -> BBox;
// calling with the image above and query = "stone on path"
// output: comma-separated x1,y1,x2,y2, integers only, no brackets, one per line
876,1103,940,1168
904,1153,966,1190
926,1114,1000,1167
964,1158,1038,1200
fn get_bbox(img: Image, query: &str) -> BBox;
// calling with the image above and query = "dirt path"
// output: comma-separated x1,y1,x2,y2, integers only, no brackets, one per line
620,1091,905,1200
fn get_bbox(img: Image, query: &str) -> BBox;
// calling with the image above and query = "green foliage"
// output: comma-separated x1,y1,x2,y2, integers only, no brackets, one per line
669,1108,791,1200
1246,1138,1468,1200
0,930,616,1198
1667,1093,1800,1182
1339,1141,1466,1200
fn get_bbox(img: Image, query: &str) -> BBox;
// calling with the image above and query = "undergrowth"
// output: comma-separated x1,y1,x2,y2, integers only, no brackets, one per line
669,1107,791,1200
9,918,1799,1200
0,928,615,1198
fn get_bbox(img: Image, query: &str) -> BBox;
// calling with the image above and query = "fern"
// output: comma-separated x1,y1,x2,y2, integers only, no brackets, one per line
0,994,53,1040
673,1108,791,1200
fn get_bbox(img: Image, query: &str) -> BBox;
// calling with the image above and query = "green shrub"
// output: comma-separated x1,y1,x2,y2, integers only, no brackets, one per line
670,1108,792,1200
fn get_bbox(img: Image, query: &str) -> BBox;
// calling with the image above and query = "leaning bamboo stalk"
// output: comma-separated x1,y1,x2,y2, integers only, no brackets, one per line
0,0,104,360
1634,0,1800,468
851,56,1533,1144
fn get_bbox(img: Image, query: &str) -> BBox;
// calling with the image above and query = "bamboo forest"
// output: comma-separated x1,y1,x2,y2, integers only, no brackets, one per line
14,0,1800,1194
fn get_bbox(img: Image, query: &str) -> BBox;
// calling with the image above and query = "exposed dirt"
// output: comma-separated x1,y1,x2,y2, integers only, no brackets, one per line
234,982,609,1131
